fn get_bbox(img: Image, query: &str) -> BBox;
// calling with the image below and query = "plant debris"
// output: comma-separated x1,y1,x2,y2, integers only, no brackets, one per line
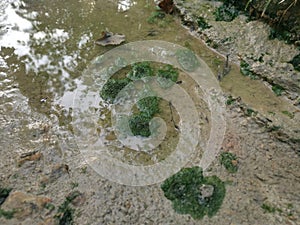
158,0,174,14
95,31,125,46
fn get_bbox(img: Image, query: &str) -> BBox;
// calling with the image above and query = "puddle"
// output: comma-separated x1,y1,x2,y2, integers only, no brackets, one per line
0,0,298,172
0,0,299,224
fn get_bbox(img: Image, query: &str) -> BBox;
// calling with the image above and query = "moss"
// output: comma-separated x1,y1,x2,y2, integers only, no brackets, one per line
147,11,166,24
129,94,160,137
281,110,294,119
261,203,277,213
157,65,179,83
176,49,200,72
197,17,212,30
214,4,239,22
220,152,238,173
226,95,236,105
129,113,152,137
127,62,154,80
240,60,258,79
206,39,219,49
265,125,281,132
0,187,12,205
157,64,179,88
55,192,81,225
58,207,74,225
100,78,131,103
137,96,160,118
269,28,293,44
271,84,284,96
44,202,55,212
161,167,226,219
0,208,16,219
245,108,257,117
289,53,300,71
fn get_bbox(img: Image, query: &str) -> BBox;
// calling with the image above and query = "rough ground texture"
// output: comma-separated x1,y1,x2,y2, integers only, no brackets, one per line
0,1,299,224
175,0,300,104
0,74,299,225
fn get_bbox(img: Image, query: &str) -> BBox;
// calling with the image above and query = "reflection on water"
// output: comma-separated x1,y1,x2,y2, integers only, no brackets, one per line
0,0,153,107
0,0,32,67
117,0,137,12
0,0,296,163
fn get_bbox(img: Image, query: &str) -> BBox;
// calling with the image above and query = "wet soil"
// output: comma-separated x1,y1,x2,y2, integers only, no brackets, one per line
0,0,299,224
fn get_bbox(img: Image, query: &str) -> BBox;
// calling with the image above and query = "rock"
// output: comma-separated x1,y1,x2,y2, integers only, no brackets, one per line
174,0,300,101
40,164,69,186
18,151,42,166
95,31,125,46
66,191,86,207
39,217,56,225
1,191,51,220
199,184,214,199
158,0,174,14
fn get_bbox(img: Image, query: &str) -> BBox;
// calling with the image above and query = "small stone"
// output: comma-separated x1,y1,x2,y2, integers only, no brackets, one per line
18,152,42,166
199,184,214,198
95,31,125,46
1,191,51,220
40,164,69,186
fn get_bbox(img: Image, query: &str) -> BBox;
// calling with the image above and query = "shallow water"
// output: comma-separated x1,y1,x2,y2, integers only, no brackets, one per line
0,0,299,222
1,0,298,177
1,0,296,122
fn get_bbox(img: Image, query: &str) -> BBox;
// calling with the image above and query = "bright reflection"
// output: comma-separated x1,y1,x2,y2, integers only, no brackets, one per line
0,1,33,57
117,0,137,12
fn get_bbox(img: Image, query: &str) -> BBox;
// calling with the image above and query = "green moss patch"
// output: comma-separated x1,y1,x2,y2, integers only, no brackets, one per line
197,17,212,30
100,78,131,103
0,187,12,205
55,192,81,225
214,4,239,22
127,62,154,80
147,11,166,24
157,64,179,88
129,113,152,137
261,203,282,214
157,65,179,83
137,96,160,117
0,208,16,220
240,60,258,79
226,95,236,105
220,152,238,173
161,167,226,219
176,49,200,72
289,53,300,71
281,110,294,119
271,84,284,96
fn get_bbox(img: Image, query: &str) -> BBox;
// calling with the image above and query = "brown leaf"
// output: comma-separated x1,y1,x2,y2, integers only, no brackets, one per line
158,0,174,14
95,31,125,46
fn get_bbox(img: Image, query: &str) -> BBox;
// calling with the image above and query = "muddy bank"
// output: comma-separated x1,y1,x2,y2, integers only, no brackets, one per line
174,0,300,105
1,0,300,224
173,0,300,150
217,0,300,44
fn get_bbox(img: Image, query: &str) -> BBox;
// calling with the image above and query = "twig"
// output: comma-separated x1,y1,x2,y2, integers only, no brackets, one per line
169,101,179,131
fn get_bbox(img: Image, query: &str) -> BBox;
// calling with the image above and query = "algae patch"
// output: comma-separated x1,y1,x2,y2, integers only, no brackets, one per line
220,152,238,173
161,167,225,219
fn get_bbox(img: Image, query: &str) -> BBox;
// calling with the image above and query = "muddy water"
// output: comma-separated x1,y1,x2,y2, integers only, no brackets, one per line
1,0,298,174
1,0,296,129
1,0,299,224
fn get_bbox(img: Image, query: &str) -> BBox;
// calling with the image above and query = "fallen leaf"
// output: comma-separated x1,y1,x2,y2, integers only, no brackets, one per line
158,0,174,14
95,31,125,46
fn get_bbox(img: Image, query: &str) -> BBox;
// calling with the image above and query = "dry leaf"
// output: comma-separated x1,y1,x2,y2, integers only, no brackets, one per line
158,0,174,14
95,31,125,46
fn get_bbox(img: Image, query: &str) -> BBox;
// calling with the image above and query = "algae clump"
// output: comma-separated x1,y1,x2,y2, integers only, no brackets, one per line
161,167,226,219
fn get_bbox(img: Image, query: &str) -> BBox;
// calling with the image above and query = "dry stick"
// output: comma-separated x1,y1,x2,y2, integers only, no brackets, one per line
218,53,231,81
169,101,179,131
